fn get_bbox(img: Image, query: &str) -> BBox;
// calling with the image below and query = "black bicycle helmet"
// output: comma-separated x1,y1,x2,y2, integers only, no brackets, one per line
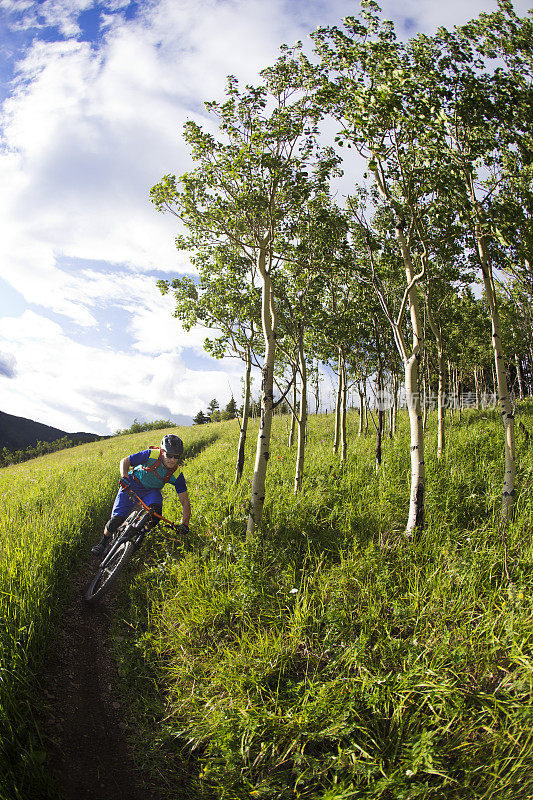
161,434,184,458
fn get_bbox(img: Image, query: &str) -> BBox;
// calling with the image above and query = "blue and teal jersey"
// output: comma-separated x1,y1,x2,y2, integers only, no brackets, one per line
128,449,187,494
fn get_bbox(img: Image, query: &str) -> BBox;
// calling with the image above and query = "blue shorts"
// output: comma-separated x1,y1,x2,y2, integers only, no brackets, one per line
111,483,163,519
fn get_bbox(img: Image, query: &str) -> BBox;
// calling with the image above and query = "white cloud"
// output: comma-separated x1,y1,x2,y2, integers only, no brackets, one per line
0,309,242,433
126,287,209,355
0,34,189,280
69,267,211,353
0,0,300,336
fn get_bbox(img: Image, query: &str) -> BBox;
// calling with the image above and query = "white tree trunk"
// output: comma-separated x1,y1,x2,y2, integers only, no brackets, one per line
516,354,524,400
368,160,427,532
235,348,251,484
288,376,297,447
391,373,398,437
405,349,425,533
447,361,454,422
340,352,347,463
396,225,425,535
294,327,307,493
333,348,342,454
476,224,516,521
374,329,384,469
436,348,445,460
314,361,320,414
247,247,276,536
422,364,428,432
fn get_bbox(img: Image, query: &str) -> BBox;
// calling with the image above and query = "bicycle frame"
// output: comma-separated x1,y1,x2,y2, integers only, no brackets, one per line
101,491,179,565
86,490,180,604
122,484,178,528
103,507,150,562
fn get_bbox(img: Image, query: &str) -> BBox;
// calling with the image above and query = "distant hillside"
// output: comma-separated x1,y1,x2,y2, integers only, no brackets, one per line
0,410,101,451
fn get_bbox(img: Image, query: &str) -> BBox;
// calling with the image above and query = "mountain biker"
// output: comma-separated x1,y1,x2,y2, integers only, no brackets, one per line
91,434,191,557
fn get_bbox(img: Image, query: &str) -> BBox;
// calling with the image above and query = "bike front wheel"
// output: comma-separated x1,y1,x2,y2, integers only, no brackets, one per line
84,540,134,604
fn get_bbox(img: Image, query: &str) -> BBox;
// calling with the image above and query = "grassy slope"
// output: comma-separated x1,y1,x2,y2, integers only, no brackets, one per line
114,407,533,800
0,426,217,800
2,409,533,798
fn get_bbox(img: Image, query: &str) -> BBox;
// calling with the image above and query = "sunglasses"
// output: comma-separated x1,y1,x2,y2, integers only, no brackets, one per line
163,452,180,460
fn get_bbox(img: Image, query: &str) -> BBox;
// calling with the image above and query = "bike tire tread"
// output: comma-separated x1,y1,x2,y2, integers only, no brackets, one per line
84,540,134,604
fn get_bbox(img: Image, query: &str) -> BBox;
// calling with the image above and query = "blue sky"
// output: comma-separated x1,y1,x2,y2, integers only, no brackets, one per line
0,0,531,436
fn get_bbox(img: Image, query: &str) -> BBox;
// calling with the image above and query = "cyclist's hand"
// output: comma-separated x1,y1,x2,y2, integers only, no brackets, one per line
175,523,189,535
119,477,130,490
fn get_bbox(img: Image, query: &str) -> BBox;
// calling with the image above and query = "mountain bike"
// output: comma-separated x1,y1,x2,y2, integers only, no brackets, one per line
84,488,181,604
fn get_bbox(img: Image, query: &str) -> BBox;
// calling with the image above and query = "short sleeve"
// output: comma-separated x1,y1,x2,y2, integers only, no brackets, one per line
172,472,187,494
128,449,151,468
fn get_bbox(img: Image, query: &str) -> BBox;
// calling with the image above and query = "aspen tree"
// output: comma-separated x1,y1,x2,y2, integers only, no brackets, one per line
294,325,307,492
313,3,444,532
358,384,364,437
152,50,336,534
429,5,532,518
361,219,427,532
295,200,372,463
288,377,297,447
313,2,521,531
422,278,466,460
311,361,321,414
373,319,384,469
339,348,347,462
334,349,342,456
237,345,253,484
488,149,533,400
276,196,344,491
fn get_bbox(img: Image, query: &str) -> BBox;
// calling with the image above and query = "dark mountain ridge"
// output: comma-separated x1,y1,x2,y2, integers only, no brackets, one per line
0,410,101,451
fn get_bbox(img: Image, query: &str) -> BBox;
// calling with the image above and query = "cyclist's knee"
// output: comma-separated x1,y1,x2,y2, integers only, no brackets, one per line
106,515,125,534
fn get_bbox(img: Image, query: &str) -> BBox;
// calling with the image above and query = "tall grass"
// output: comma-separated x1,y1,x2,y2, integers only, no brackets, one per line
2,409,533,798
115,407,533,799
0,426,217,800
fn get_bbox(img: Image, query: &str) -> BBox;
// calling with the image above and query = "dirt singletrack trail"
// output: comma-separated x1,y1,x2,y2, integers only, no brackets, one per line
40,557,157,800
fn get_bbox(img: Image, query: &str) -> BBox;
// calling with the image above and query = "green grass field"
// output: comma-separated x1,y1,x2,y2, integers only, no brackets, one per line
0,426,217,798
2,407,533,799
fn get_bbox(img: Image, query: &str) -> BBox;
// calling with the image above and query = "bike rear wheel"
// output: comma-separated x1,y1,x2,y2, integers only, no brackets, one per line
85,539,134,604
